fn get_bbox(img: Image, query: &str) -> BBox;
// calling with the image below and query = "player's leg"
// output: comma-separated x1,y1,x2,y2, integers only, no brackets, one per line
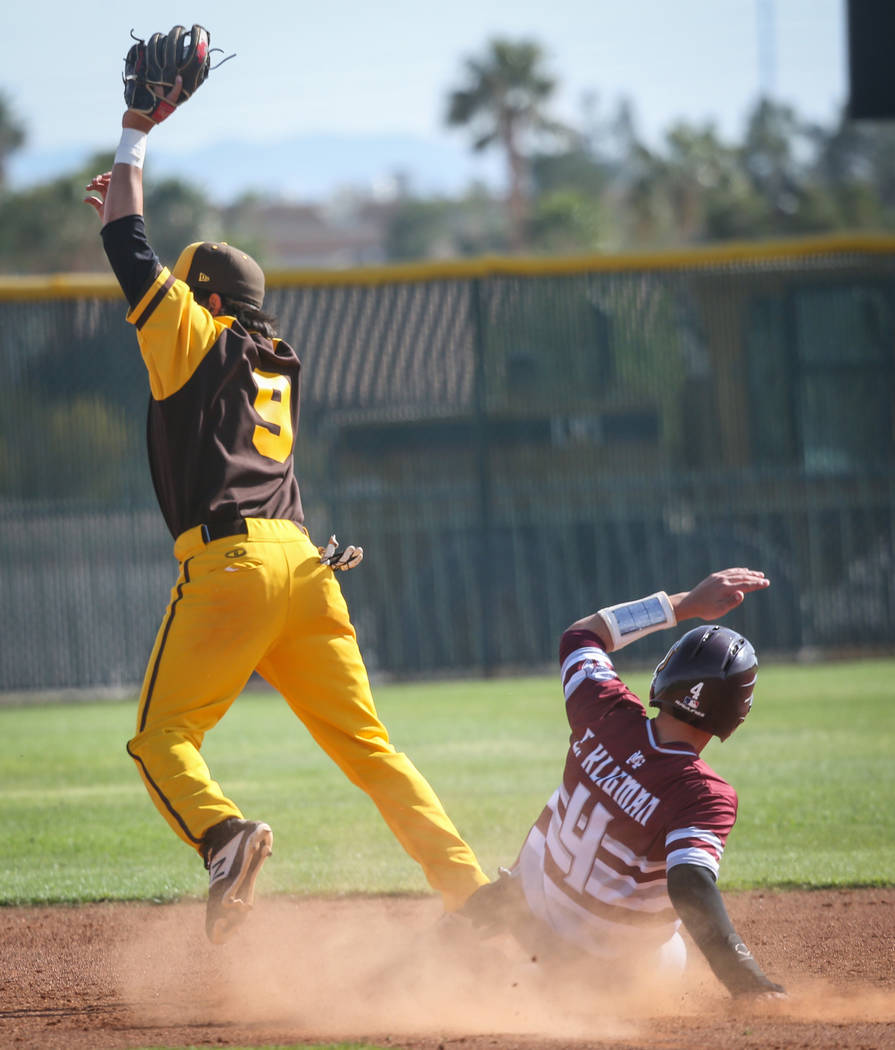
128,536,280,852
258,530,488,910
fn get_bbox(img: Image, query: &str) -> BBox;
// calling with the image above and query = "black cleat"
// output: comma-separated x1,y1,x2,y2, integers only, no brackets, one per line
203,818,273,944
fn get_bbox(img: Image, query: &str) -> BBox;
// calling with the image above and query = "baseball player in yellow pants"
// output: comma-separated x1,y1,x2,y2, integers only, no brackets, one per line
128,518,485,919
86,33,488,944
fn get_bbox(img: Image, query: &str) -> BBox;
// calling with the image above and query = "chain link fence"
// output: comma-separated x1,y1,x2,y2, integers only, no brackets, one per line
1,237,893,692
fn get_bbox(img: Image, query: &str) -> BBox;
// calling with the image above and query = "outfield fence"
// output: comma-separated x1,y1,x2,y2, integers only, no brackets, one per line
1,235,893,690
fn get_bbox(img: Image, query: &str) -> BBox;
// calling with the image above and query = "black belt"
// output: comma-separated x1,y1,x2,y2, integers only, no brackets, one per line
200,518,248,544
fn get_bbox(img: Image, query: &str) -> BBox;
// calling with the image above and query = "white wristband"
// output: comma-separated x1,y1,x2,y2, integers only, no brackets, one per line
114,128,148,169
597,591,676,651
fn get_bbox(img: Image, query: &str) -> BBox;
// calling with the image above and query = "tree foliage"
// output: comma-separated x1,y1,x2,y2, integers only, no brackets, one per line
0,92,25,190
440,42,895,257
445,38,571,250
0,150,218,276
3,51,895,273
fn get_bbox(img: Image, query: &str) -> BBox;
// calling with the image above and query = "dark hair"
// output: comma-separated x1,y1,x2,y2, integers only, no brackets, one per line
195,293,279,339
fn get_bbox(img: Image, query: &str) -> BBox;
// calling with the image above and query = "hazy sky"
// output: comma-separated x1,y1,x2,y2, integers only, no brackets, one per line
6,0,847,176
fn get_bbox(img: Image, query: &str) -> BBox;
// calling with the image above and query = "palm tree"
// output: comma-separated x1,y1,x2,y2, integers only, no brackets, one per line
0,93,25,190
446,39,566,251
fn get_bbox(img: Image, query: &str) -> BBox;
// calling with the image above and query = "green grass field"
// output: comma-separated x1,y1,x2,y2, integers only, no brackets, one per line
1,658,893,906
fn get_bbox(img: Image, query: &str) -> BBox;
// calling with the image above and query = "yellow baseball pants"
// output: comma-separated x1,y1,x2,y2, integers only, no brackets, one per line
127,517,488,910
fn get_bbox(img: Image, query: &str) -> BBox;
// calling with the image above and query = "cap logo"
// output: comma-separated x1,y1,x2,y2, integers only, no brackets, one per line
179,241,265,309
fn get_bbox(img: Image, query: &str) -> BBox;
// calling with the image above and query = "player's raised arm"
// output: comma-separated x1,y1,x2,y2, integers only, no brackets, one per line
99,80,181,226
84,27,213,309
569,567,770,652
84,25,210,226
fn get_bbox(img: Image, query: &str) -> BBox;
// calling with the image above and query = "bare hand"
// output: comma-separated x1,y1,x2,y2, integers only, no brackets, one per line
673,568,769,623
83,171,112,222
731,983,788,1009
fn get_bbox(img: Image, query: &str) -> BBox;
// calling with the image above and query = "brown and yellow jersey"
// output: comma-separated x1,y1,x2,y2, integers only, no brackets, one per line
102,216,303,539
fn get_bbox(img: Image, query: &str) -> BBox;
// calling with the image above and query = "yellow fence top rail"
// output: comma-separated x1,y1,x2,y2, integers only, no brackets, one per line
3,232,895,300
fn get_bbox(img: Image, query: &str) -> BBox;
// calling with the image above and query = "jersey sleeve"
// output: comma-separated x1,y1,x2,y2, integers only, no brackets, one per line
125,265,227,402
100,214,162,309
101,214,224,402
664,777,738,879
559,627,645,731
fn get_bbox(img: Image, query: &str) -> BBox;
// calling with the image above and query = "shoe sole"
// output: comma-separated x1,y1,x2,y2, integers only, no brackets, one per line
207,824,273,945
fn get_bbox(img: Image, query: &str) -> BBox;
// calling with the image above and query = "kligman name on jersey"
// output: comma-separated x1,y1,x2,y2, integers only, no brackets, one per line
572,729,660,826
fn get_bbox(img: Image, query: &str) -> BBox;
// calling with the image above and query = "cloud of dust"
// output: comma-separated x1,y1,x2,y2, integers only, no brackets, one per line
769,977,895,1025
114,897,707,1043
115,897,893,1043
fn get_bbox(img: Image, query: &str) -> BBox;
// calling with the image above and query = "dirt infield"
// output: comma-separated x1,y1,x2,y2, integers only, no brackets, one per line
1,889,892,1050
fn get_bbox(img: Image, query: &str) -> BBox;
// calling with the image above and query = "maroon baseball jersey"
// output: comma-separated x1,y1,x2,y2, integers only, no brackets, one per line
515,628,738,958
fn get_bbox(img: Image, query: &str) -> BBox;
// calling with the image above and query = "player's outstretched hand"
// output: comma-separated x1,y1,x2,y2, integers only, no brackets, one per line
675,568,770,623
732,978,788,1005
83,172,112,221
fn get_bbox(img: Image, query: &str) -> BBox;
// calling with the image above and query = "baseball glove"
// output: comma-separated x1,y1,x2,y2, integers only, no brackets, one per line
123,24,211,124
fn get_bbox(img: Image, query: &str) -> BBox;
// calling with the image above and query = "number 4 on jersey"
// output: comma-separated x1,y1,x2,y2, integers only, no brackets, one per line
556,783,613,894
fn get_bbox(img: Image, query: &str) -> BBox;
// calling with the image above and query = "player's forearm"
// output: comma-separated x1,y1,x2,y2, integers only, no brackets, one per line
571,590,676,652
100,115,158,304
668,590,691,621
667,863,783,998
573,569,770,651
103,162,144,226
103,111,155,225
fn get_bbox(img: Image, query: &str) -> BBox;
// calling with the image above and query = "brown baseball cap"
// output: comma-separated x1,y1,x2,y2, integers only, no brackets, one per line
172,241,265,310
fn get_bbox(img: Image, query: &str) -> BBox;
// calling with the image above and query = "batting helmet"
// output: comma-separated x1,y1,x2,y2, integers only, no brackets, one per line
649,625,758,741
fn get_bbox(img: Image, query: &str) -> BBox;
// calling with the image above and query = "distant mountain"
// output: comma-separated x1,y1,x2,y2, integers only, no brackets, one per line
8,146,90,187
8,132,503,204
